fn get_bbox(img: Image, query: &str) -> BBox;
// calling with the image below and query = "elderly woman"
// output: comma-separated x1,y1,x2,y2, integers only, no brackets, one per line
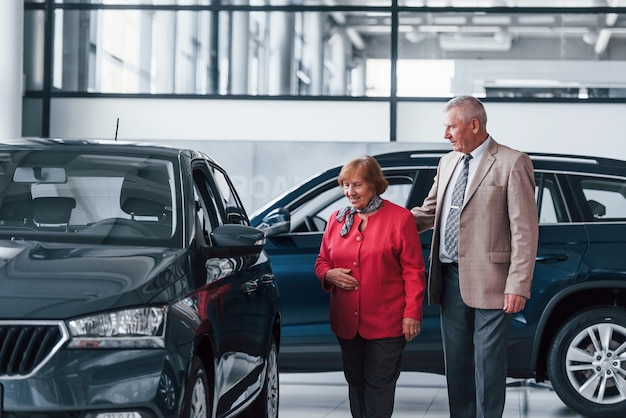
314,155,425,418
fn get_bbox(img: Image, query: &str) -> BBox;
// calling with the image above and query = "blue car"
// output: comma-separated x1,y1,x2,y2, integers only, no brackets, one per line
251,150,626,418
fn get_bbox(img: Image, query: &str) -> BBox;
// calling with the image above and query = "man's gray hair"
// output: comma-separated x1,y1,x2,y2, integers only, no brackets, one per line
445,95,487,127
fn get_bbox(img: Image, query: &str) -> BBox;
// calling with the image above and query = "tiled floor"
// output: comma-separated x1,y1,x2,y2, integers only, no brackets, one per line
279,371,585,417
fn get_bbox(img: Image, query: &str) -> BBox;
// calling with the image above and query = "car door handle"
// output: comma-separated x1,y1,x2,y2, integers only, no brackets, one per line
261,273,275,284
241,280,259,293
536,253,569,263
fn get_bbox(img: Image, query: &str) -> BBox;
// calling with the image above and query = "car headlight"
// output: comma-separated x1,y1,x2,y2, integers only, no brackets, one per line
67,307,166,349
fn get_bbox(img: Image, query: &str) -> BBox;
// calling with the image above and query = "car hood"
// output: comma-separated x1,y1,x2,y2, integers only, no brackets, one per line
0,239,188,319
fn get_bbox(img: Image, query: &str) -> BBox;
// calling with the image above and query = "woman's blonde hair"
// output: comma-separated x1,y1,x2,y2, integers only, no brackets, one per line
338,155,388,194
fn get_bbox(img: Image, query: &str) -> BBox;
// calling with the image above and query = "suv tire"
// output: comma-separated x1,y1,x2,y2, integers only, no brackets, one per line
244,337,279,418
548,307,626,418
182,356,211,418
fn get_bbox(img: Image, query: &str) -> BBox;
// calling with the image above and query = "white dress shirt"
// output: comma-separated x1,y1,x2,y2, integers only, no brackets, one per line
439,136,491,263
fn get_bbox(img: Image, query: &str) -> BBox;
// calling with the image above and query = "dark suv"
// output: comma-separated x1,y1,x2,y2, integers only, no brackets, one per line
0,139,281,418
251,150,626,418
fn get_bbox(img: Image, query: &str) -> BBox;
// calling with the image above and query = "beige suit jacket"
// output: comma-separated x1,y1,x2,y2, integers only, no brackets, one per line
412,139,539,309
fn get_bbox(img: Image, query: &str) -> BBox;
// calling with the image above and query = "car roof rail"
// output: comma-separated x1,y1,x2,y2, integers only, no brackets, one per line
528,152,626,167
374,150,448,160
375,150,625,168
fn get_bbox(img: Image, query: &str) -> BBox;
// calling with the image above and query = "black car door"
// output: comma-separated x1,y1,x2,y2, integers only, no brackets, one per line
508,171,588,372
191,162,259,415
564,172,626,287
206,161,277,374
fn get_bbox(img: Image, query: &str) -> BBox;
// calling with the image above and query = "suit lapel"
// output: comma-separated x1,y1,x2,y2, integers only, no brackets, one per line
464,139,498,207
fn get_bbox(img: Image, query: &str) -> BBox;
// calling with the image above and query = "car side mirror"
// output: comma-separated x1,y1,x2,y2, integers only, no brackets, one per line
258,207,290,237
209,224,265,256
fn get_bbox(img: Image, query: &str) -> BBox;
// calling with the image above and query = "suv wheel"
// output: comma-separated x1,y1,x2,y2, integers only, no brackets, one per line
245,337,279,418
182,356,211,418
548,307,626,418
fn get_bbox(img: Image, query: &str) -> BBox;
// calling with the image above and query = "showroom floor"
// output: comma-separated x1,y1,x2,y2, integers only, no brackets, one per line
279,372,585,417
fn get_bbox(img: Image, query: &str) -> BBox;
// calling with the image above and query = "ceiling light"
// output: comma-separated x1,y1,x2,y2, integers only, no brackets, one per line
405,31,427,43
472,15,511,25
582,31,598,45
516,15,556,25
346,28,365,50
433,16,468,25
439,32,512,51
606,13,618,26
418,25,461,33
595,28,611,55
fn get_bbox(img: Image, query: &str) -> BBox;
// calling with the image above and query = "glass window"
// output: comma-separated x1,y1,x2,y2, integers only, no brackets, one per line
536,173,568,224
398,11,626,98
537,186,558,224
0,151,178,244
580,176,626,221
312,180,413,230
193,184,215,240
41,0,610,6
399,0,618,6
47,0,389,6
290,171,416,233
24,10,45,91
25,2,626,100
209,163,249,225
46,8,390,96
193,168,224,228
50,9,214,94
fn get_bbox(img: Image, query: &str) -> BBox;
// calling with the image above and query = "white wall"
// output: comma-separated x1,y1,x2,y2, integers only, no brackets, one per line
43,97,626,213
47,97,626,162
49,98,389,142
398,101,626,159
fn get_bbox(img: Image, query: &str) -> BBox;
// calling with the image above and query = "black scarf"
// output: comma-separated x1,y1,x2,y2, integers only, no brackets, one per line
336,194,383,237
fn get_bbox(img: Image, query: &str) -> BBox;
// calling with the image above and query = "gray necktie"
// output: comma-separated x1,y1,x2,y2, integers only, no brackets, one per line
444,154,472,261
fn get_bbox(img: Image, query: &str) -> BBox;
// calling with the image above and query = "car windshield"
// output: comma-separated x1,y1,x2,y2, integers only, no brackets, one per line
0,150,180,247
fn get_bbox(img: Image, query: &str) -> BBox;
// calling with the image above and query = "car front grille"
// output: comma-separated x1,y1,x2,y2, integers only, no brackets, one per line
0,321,68,378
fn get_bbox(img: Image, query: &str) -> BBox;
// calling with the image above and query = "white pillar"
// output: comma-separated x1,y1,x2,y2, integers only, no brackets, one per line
0,0,24,139
267,12,295,95
154,12,176,93
302,12,325,96
328,29,349,95
230,0,250,94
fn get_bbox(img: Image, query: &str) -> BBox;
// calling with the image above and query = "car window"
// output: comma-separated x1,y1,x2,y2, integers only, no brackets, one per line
193,184,215,239
193,168,223,236
538,187,558,224
578,176,626,221
208,163,249,225
291,174,415,233
535,172,569,224
316,182,413,223
31,177,126,224
0,151,179,244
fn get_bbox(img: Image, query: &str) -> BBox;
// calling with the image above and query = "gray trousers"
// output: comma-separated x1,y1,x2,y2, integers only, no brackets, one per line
441,264,512,418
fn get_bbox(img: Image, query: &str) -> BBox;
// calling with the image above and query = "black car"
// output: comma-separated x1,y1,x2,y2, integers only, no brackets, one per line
0,139,281,418
251,149,626,418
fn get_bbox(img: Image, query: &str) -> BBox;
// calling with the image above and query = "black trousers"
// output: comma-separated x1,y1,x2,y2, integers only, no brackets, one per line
337,333,406,418
441,264,512,418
